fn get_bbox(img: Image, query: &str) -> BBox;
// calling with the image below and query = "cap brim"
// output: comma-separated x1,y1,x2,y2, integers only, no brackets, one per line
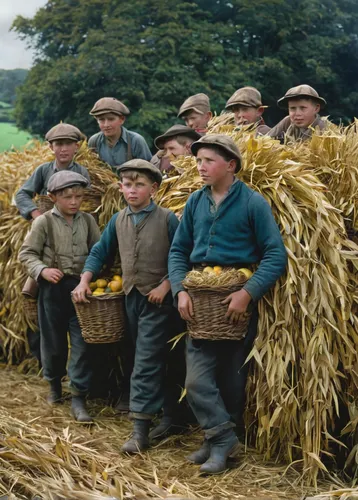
118,166,162,186
90,109,130,117
177,106,207,118
46,135,82,142
191,141,241,173
225,101,263,110
48,181,89,193
154,130,202,150
277,95,326,109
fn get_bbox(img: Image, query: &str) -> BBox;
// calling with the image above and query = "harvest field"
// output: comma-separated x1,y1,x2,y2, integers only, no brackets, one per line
0,122,32,152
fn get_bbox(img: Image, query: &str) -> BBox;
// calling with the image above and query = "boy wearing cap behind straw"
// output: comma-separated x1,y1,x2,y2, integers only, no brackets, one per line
72,159,180,452
151,125,201,173
268,84,328,143
19,171,100,422
178,93,212,134
15,123,90,221
225,86,270,136
88,97,152,170
168,134,287,474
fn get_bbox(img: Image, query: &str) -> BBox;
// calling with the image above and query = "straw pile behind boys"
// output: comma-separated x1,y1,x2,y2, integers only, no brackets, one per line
0,119,358,491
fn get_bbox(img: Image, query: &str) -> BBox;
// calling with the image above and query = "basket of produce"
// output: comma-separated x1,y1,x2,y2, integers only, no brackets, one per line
183,266,253,341
22,298,39,328
36,195,54,213
73,275,126,344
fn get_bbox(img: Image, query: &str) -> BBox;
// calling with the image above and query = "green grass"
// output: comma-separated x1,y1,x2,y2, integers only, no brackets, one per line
0,122,33,152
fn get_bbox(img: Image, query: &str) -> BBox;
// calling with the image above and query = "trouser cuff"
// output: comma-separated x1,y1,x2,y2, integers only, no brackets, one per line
130,412,153,421
204,421,235,439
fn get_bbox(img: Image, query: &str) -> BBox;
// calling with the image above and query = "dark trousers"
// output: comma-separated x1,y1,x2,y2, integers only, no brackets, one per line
185,306,259,437
125,287,174,417
38,277,91,395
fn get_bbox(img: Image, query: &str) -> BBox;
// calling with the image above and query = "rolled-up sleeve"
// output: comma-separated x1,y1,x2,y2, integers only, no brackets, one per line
15,167,44,220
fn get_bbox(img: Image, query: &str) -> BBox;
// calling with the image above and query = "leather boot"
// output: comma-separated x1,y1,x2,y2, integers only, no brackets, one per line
71,396,93,423
149,416,173,440
186,439,210,464
121,419,150,453
47,379,62,404
200,429,239,474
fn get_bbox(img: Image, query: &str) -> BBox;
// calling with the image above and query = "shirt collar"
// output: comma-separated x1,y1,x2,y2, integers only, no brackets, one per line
53,160,75,171
126,199,156,216
204,177,239,196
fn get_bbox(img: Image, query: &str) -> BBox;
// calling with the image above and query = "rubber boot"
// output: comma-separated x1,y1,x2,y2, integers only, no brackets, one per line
121,419,150,453
149,416,173,440
186,439,211,464
200,428,239,475
47,379,62,404
71,396,93,423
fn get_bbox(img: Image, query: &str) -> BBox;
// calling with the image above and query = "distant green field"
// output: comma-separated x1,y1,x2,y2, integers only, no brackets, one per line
0,122,33,152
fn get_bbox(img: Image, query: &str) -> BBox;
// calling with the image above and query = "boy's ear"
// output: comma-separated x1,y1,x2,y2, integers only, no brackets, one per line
118,182,124,192
257,106,265,117
315,103,321,113
48,192,56,202
228,159,237,173
151,182,159,194
48,142,54,152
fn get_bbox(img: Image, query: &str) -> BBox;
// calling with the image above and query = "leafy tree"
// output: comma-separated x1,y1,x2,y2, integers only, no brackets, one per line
11,0,358,146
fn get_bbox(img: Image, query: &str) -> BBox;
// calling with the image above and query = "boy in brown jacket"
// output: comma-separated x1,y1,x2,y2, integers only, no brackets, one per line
225,86,270,135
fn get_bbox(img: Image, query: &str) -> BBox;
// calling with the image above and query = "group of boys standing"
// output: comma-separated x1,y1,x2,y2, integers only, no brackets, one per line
16,81,327,474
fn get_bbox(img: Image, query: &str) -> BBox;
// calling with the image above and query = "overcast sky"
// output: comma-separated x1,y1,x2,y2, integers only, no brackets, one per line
0,0,46,70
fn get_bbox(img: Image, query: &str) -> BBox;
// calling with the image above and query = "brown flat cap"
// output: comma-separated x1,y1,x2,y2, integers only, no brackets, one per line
225,86,263,109
277,84,326,108
178,93,210,118
118,159,162,185
191,134,242,172
45,123,85,143
90,97,130,117
47,171,89,193
154,124,202,150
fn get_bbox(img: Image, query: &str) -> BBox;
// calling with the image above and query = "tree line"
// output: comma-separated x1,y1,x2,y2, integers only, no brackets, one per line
11,0,358,146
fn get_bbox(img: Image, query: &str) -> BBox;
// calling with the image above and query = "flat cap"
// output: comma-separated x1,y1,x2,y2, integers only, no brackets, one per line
225,86,263,109
178,93,210,118
191,134,242,172
45,123,85,143
154,125,202,150
118,159,162,185
277,84,326,108
90,97,130,117
47,171,90,193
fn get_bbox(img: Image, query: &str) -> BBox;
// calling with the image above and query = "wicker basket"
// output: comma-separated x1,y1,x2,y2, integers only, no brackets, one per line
23,298,39,327
186,285,252,340
36,195,54,213
73,293,126,344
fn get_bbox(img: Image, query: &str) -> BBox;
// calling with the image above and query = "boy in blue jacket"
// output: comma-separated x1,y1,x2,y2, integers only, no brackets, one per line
168,134,287,474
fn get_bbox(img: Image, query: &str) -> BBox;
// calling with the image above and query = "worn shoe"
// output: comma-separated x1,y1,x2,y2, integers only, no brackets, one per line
200,429,239,475
186,439,210,464
71,396,93,423
47,379,62,404
149,416,173,440
121,418,150,453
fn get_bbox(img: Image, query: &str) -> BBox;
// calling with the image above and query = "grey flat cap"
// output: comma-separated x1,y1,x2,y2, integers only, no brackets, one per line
118,158,163,185
154,124,202,150
47,171,90,193
178,93,210,118
90,97,130,117
226,86,264,109
277,85,326,108
45,123,85,143
191,134,242,172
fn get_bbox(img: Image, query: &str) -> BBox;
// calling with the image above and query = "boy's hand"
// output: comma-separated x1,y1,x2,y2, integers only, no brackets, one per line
72,282,92,303
41,268,64,284
222,289,252,324
178,291,194,321
31,209,42,220
147,280,171,305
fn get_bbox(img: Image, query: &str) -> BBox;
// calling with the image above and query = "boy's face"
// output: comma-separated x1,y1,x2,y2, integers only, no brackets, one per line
50,140,78,165
196,147,236,186
120,174,157,212
49,187,84,216
288,99,320,128
163,138,191,158
232,105,264,127
97,113,125,138
183,110,211,131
